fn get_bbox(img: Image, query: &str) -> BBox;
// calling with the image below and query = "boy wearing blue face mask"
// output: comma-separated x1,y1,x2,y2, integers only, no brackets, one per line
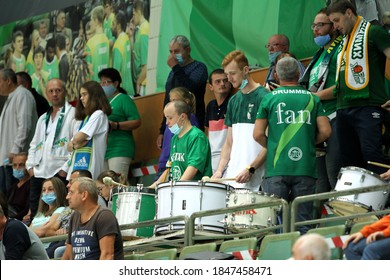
7,153,30,221
150,100,212,188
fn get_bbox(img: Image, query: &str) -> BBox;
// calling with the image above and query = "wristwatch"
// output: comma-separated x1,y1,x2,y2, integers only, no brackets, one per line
246,165,255,174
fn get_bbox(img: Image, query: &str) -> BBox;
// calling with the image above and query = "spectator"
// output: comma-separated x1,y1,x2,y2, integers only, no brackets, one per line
42,38,60,81
383,11,390,32
26,78,78,221
327,0,390,175
9,31,26,72
98,68,141,179
103,0,115,48
291,233,331,260
26,30,40,75
213,50,267,190
7,152,30,221
254,57,331,234
29,177,68,239
38,19,50,49
157,35,208,152
67,81,112,180
205,69,232,173
96,169,126,208
53,11,73,48
0,68,37,197
343,214,390,259
0,196,49,260
55,34,70,85
62,177,124,260
31,46,50,98
16,71,50,118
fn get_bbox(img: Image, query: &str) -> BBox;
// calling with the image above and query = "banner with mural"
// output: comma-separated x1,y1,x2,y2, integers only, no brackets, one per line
0,0,150,99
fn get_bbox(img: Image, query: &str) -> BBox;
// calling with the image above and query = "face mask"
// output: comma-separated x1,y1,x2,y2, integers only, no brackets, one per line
268,51,282,63
168,117,183,135
239,78,248,90
175,54,184,65
13,168,25,179
41,193,57,205
102,84,117,98
314,34,331,47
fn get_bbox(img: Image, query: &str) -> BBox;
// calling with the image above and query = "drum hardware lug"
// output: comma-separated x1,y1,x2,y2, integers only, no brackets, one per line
182,200,186,210
267,217,272,227
234,195,237,204
360,174,365,183
249,214,253,223
135,198,140,210
251,196,256,203
231,212,236,222
196,223,204,231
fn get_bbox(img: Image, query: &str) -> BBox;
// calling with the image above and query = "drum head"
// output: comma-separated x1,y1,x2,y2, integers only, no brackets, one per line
327,200,378,224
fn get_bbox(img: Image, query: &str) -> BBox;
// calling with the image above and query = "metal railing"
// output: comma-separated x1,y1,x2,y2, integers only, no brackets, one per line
290,183,390,231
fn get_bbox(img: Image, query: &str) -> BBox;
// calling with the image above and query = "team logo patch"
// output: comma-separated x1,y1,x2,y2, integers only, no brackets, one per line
288,147,303,161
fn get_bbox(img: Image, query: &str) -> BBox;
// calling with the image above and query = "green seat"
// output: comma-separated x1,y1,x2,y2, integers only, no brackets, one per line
257,231,300,260
307,225,346,260
179,243,217,260
349,220,375,234
124,253,144,260
219,237,258,254
142,248,177,260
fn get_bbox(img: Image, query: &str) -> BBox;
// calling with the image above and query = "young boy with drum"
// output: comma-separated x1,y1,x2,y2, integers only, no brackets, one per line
149,100,212,187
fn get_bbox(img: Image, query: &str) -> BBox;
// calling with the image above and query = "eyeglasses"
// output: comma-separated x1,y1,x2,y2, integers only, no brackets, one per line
311,22,333,30
100,80,113,86
264,43,286,49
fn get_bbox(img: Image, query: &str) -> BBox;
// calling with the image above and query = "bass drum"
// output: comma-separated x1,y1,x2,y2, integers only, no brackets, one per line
111,186,156,238
155,181,231,235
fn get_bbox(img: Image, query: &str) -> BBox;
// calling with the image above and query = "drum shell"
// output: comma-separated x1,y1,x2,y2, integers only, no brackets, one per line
112,186,156,237
226,189,279,229
155,181,231,234
333,166,389,210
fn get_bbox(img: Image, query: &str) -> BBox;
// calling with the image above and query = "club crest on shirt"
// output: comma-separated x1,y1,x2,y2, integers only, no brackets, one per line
288,147,303,161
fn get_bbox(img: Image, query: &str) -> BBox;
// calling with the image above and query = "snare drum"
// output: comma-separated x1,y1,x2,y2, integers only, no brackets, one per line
226,189,279,230
112,186,156,237
329,166,389,211
155,181,231,235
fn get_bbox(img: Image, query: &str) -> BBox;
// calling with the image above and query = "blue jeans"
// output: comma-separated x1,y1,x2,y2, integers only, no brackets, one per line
337,107,387,175
263,176,316,234
344,237,390,260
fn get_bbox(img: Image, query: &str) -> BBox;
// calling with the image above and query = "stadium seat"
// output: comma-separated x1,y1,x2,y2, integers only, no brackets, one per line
178,243,217,260
257,231,300,260
307,225,346,260
219,237,258,254
142,248,177,260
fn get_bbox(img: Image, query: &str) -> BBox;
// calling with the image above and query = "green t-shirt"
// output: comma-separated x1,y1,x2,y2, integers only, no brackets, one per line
225,86,268,127
169,126,212,181
336,25,390,109
85,33,110,81
103,13,115,45
105,93,140,159
112,32,135,96
42,56,59,80
133,20,149,83
31,71,49,96
13,54,26,72
256,86,326,178
309,47,339,116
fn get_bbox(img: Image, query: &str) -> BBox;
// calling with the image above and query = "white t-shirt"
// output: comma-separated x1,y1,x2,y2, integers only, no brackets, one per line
67,110,108,179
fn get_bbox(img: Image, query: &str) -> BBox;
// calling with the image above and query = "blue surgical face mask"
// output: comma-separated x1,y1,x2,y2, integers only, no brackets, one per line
239,78,248,90
268,51,282,63
13,168,25,179
102,84,117,98
41,193,57,205
175,54,184,65
168,116,183,135
314,34,331,47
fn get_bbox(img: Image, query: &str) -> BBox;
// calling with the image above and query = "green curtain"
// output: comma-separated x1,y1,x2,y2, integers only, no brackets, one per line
156,0,326,92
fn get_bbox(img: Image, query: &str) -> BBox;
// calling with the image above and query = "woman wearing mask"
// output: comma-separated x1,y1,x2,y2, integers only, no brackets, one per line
98,68,141,179
29,177,67,238
67,81,112,179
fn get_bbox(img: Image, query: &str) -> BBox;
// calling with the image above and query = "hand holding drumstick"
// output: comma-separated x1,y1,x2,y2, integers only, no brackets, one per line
367,161,390,180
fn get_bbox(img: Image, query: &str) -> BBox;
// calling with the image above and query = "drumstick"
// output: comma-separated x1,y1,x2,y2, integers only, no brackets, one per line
367,161,390,169
201,176,236,183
